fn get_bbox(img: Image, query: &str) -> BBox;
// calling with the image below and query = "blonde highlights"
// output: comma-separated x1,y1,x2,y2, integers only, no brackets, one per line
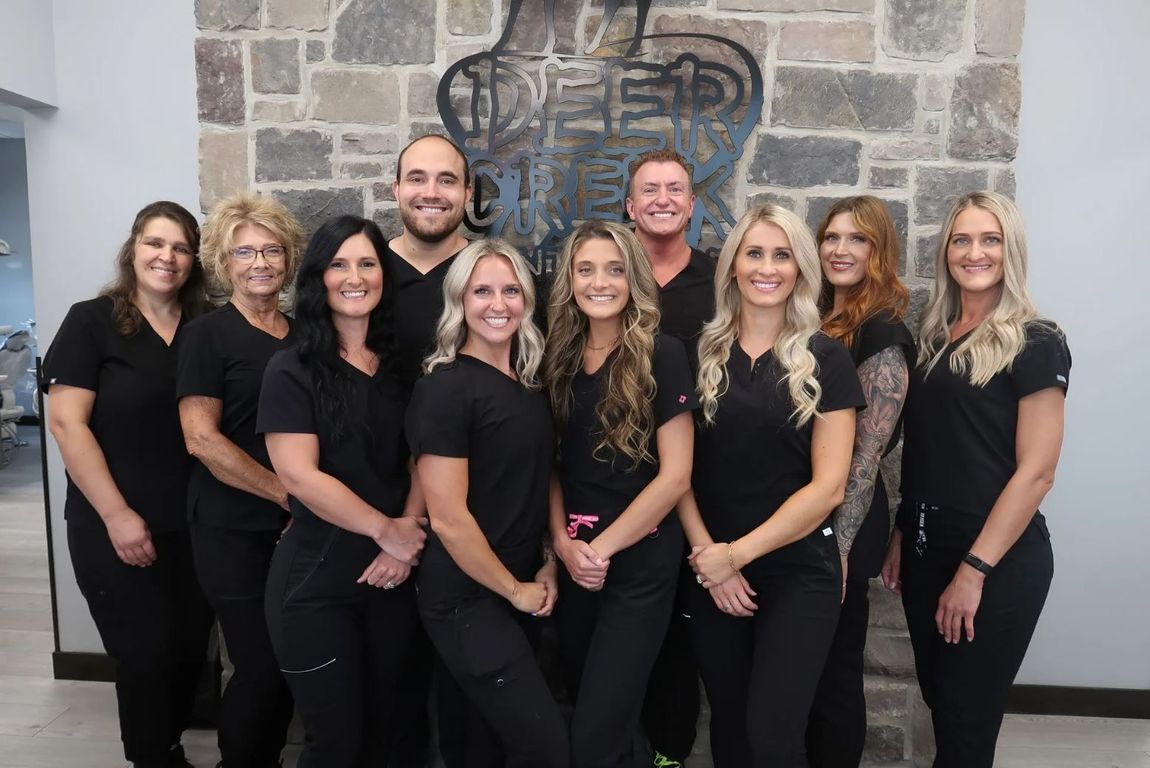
696,205,824,426
544,220,661,468
918,191,1036,385
424,239,546,389
199,193,305,298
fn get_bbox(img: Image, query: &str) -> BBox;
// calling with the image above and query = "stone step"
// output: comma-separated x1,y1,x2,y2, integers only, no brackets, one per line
864,626,916,677
863,722,908,763
865,673,910,723
867,576,907,630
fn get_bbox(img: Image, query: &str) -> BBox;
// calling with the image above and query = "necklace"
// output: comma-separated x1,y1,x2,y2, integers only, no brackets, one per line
585,336,619,351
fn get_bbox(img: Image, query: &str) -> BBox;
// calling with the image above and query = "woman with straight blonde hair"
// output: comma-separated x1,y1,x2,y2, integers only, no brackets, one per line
807,195,914,768
681,205,864,767
881,191,1069,767
407,239,568,768
544,220,697,768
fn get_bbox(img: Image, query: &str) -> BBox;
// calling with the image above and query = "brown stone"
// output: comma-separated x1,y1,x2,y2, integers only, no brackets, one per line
267,0,330,31
334,0,436,64
778,21,875,63
342,132,400,155
653,14,772,68
195,0,259,30
252,100,305,122
312,69,400,124
199,130,248,211
448,0,493,36
408,72,440,118
251,38,301,95
195,38,245,125
976,0,1025,57
718,0,872,10
883,0,964,62
947,63,1021,161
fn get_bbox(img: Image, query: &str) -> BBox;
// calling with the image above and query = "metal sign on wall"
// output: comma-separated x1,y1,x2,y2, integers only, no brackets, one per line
437,0,764,273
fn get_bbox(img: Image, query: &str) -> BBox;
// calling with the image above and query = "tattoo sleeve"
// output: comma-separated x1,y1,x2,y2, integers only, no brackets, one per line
834,345,909,557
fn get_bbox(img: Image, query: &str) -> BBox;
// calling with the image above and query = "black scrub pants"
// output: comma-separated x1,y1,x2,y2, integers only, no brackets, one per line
684,535,841,768
557,526,682,768
899,503,1053,768
190,521,293,768
265,522,418,768
640,559,701,765
421,594,569,768
67,523,214,768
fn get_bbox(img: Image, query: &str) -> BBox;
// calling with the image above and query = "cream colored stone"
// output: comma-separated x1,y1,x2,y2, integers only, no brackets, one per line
252,100,305,122
199,130,248,211
267,0,329,31
312,69,400,124
976,0,1025,57
778,21,875,63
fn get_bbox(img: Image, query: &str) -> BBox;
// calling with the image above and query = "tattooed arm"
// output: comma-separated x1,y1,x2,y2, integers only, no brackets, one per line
834,345,909,560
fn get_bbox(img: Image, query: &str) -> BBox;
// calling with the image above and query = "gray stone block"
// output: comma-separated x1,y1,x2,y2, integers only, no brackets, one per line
448,0,493,36
373,177,398,203
372,206,404,238
267,0,330,31
195,0,259,30
905,283,930,335
778,20,875,62
256,128,333,183
914,234,938,278
975,0,1025,57
342,161,384,180
408,72,440,117
652,14,772,73
868,166,908,189
914,166,989,226
195,38,245,125
718,0,872,10
333,0,436,65
863,724,907,762
272,187,366,237
746,191,798,211
922,74,950,112
409,122,449,141
500,0,581,55
251,38,301,95
947,63,1021,161
306,40,326,64
747,134,861,188
993,168,1016,198
772,67,917,131
865,674,909,722
868,577,908,630
882,0,964,62
342,132,399,155
864,627,916,677
312,69,400,124
868,139,940,161
922,117,940,135
199,130,248,212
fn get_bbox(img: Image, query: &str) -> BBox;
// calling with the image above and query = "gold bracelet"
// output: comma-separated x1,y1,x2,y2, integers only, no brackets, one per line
727,542,737,575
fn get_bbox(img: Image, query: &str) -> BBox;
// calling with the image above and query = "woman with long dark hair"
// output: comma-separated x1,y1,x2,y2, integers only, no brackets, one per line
407,239,568,768
258,215,427,768
44,201,213,768
805,196,914,767
545,220,696,768
882,192,1068,766
177,193,304,768
681,205,864,767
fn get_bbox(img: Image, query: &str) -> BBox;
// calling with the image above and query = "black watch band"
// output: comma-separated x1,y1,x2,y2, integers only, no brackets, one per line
962,552,994,575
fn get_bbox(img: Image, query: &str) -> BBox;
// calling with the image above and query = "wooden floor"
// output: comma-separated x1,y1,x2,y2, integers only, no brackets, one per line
1,425,1147,767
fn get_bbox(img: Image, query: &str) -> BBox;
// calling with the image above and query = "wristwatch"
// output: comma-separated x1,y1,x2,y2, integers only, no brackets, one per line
962,552,994,575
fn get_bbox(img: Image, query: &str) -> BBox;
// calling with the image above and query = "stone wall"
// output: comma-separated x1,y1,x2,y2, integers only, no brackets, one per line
194,1,1026,764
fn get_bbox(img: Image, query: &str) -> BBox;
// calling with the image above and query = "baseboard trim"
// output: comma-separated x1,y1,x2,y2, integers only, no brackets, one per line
52,650,116,682
1008,685,1150,719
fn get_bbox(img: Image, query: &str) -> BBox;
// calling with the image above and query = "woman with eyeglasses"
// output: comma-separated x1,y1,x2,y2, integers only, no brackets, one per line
44,201,212,768
176,193,304,768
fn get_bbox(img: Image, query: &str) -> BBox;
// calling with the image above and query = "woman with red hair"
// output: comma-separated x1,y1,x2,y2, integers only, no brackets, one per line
806,196,915,767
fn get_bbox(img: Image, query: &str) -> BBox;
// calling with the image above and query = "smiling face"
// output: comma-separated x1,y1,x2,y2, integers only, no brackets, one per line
132,216,195,300
393,136,472,243
461,254,524,353
732,222,798,312
228,223,287,301
625,160,695,241
947,206,1005,299
819,211,872,290
323,233,383,321
571,237,631,324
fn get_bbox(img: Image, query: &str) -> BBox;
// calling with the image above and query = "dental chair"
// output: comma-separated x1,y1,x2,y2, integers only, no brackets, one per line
0,327,32,465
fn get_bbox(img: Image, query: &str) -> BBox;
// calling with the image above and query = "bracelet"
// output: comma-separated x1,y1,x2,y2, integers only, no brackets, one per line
727,542,737,575
962,551,994,575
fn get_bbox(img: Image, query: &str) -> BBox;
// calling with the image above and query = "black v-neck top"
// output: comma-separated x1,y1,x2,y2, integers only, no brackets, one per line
406,355,555,610
657,247,716,371
177,302,295,531
386,245,460,385
900,320,1070,518
43,296,192,532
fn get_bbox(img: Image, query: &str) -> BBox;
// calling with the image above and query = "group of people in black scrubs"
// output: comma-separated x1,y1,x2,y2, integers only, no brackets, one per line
44,134,1068,768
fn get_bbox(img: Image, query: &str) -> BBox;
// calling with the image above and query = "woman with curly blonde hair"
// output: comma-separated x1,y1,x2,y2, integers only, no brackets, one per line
681,205,864,767
175,192,304,767
407,239,568,768
882,192,1069,767
544,220,696,768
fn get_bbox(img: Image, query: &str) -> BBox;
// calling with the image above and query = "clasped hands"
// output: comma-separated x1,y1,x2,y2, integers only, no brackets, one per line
689,542,758,618
554,536,609,592
357,515,428,590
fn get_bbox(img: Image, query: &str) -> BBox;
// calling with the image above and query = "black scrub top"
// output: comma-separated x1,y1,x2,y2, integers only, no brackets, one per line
256,347,409,536
406,355,555,611
42,296,192,533
557,334,698,541
177,302,294,531
842,310,916,577
657,248,716,370
900,320,1070,520
692,333,866,568
386,245,459,385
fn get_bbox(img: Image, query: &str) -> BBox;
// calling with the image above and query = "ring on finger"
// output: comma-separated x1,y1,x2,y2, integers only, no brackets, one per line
384,581,395,589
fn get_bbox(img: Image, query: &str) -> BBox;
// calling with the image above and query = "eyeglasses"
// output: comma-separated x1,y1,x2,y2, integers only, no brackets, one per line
232,246,287,262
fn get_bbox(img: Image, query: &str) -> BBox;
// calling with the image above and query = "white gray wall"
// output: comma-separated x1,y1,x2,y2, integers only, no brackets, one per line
1013,0,1150,688
0,0,57,108
9,0,1150,686
15,0,200,653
